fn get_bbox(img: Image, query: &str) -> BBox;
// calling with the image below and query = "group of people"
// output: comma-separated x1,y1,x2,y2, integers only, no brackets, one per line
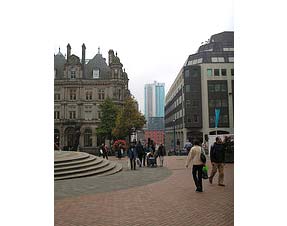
185,136,226,192
127,141,166,170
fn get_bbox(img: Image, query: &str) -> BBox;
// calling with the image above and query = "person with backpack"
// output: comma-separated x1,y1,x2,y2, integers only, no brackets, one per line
209,137,226,186
127,142,138,170
185,139,205,192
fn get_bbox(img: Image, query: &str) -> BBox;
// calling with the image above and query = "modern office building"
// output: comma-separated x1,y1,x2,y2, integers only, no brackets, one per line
144,81,165,118
54,44,131,152
165,31,234,152
144,81,165,144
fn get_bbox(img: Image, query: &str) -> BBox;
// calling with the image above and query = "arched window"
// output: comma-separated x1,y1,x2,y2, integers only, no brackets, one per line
54,129,60,150
84,128,92,147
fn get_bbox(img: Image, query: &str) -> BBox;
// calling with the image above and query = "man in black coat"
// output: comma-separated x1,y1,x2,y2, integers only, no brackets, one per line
209,137,226,186
135,141,144,167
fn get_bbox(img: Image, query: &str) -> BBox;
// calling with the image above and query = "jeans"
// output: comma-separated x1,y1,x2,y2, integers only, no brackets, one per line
192,165,204,190
130,158,136,170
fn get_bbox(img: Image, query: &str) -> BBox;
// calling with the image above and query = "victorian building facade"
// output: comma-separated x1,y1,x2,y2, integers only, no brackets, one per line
165,31,234,152
54,44,130,152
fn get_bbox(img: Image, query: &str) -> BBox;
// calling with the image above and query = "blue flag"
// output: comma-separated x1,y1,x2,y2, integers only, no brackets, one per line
215,108,220,128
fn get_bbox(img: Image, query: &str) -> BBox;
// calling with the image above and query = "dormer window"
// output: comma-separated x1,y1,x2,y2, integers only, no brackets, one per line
71,71,76,79
93,69,99,79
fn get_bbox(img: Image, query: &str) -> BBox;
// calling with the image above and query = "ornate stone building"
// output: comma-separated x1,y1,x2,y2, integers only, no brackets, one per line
54,44,130,152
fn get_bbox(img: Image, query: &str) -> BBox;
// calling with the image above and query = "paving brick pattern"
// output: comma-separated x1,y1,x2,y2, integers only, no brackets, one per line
55,156,234,226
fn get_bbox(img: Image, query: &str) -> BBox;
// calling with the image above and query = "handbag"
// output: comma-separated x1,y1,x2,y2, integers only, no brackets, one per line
202,165,208,179
200,151,206,164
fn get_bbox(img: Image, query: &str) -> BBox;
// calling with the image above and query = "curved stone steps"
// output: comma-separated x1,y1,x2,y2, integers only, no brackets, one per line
54,151,122,180
54,154,99,169
98,163,123,177
54,159,110,177
55,161,119,180
54,156,103,172
54,151,90,164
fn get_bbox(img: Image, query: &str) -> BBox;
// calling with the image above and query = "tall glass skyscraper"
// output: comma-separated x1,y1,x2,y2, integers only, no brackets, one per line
144,81,165,118
144,81,165,144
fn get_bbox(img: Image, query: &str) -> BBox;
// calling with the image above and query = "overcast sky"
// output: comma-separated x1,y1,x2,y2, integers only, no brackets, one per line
54,0,234,112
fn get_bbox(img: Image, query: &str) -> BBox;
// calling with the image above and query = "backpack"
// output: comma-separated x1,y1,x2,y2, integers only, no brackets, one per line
200,149,206,164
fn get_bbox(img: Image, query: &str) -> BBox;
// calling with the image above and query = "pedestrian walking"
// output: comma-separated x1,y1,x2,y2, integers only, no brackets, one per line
127,142,138,170
185,139,205,192
142,144,148,166
101,143,108,160
158,144,166,167
136,141,144,167
209,137,226,186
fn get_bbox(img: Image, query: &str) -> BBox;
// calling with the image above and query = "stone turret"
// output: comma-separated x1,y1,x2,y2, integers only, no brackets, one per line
82,43,86,77
67,43,71,60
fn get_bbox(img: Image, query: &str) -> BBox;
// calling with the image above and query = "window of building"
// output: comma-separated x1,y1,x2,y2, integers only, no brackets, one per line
221,69,227,76
221,83,227,92
214,69,220,76
209,99,215,107
185,85,190,92
223,48,234,51
54,111,60,119
69,111,76,119
93,69,99,79
194,115,198,122
215,84,221,92
209,115,215,123
212,57,225,63
228,57,234,62
222,99,228,107
98,89,105,100
70,71,76,79
84,128,93,147
231,69,234,76
215,99,221,107
187,118,191,123
223,115,229,123
70,90,76,100
208,83,214,92
86,92,92,100
207,69,212,76
54,93,60,100
184,70,189,79
186,100,191,107
191,100,199,107
118,89,122,100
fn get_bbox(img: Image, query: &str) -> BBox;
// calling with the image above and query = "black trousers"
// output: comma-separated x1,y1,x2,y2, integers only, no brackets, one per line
192,165,204,190
138,155,143,167
130,158,136,170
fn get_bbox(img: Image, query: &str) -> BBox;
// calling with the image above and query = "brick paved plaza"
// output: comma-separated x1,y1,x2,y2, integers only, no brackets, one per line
55,156,234,226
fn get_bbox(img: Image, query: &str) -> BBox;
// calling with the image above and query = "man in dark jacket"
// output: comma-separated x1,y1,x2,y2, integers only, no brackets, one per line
157,144,166,167
209,137,226,186
128,142,138,170
135,141,144,167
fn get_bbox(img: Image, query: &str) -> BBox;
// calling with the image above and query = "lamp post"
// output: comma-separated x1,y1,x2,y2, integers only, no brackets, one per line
173,119,176,154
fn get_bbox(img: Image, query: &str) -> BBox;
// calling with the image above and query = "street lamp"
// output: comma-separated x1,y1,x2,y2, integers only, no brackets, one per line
173,119,176,154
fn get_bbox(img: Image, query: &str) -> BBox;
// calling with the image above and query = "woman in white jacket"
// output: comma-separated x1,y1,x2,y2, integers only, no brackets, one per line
185,139,205,192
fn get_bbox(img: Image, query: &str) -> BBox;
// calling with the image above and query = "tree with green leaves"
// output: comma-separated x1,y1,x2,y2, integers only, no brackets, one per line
96,97,119,142
112,96,146,142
